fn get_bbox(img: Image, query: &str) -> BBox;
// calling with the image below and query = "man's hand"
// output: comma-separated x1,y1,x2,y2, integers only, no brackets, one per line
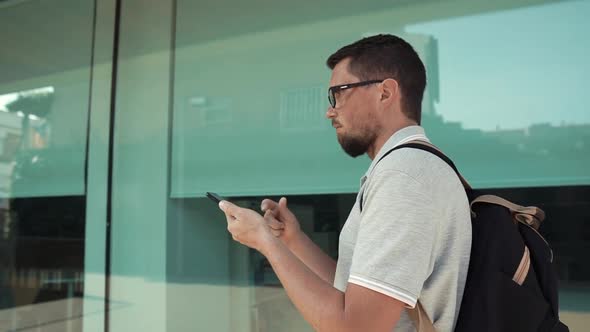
219,200,404,332
218,200,274,253
262,197,337,285
261,197,301,246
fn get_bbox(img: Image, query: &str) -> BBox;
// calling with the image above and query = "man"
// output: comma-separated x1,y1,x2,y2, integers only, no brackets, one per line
218,34,471,331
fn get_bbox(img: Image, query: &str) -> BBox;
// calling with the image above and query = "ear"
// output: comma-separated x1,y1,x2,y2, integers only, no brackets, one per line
379,78,400,107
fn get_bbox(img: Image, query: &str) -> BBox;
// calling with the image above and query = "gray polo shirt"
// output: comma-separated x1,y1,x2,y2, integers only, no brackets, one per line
333,125,472,331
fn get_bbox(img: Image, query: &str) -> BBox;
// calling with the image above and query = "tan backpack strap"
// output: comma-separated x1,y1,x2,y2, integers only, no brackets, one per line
406,140,472,191
407,301,436,332
470,194,545,230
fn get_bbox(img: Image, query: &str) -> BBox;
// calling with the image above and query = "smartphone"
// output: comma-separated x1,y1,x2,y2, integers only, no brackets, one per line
206,192,225,204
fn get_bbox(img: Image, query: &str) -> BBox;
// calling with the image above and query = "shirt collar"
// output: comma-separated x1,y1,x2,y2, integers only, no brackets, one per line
360,125,429,186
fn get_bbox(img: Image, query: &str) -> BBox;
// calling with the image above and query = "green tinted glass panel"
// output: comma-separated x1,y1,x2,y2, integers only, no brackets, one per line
107,1,590,332
0,0,95,330
408,0,590,188
171,0,589,198
0,0,92,198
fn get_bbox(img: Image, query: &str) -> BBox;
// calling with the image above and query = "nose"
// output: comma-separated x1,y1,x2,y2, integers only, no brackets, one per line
326,107,336,119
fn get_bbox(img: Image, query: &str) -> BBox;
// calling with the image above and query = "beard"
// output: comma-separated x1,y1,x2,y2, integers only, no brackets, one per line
337,129,377,158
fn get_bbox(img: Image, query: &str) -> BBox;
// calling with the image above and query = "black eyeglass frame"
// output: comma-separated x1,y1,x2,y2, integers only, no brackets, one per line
327,79,384,108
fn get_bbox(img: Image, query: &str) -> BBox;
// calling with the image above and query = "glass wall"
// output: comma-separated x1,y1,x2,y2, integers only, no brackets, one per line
1,0,588,331
108,0,590,331
0,0,97,330
171,0,590,197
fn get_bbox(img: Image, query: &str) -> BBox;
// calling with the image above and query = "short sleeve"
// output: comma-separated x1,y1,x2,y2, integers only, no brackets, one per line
348,169,438,308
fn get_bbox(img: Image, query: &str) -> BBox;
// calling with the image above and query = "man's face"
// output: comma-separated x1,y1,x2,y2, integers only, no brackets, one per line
326,59,381,158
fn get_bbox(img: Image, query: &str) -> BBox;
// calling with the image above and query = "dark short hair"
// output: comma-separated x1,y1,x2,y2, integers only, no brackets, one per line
326,34,426,124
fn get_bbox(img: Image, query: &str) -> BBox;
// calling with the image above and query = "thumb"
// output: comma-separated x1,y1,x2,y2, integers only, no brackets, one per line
279,197,293,216
279,197,288,210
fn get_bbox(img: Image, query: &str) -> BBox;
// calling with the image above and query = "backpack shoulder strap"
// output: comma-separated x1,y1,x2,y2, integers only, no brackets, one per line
359,140,471,212
394,141,471,190
471,194,545,230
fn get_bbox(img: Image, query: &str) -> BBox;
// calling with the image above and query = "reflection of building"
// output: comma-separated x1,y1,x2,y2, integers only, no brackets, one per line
406,33,439,116
422,106,590,188
0,88,82,325
485,123,590,157
0,87,54,198
0,109,20,280
362,32,439,116
279,86,325,132
0,110,21,197
187,95,232,128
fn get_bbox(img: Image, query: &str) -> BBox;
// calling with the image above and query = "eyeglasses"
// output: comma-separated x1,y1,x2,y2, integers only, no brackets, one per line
327,79,383,108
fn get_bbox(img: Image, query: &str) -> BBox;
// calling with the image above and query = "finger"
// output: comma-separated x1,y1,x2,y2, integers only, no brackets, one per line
219,200,241,218
267,219,285,231
279,197,295,220
260,199,279,213
270,229,283,237
263,208,278,219
263,209,280,221
264,210,284,229
279,197,288,211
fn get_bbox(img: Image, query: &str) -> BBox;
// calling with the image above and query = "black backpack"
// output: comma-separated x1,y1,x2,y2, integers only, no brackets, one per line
360,141,569,332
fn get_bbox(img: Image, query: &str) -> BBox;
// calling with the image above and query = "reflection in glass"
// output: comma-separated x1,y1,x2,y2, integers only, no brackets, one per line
0,88,86,330
167,0,590,331
1,88,54,198
0,0,94,329
406,0,590,187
